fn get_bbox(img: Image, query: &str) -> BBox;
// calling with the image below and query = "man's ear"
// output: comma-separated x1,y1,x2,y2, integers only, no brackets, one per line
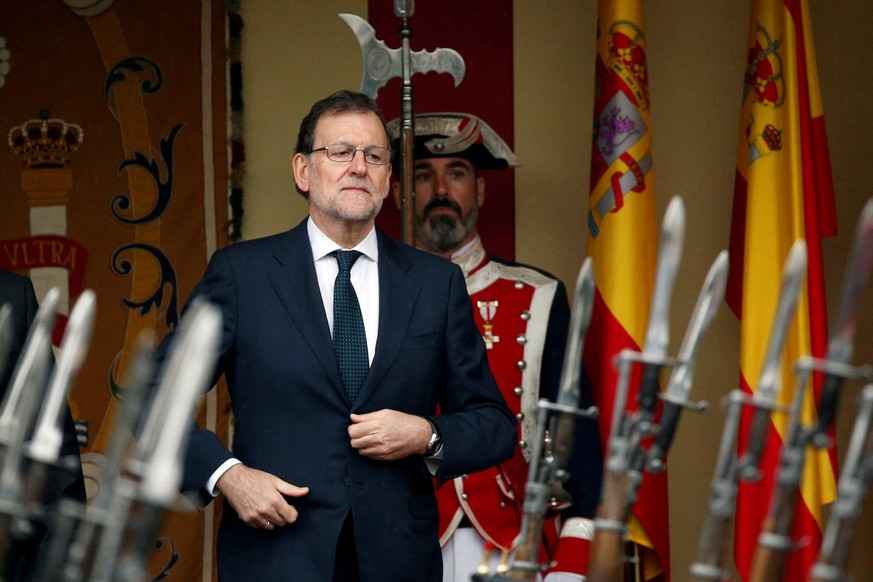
292,153,310,194
476,175,486,208
391,178,402,210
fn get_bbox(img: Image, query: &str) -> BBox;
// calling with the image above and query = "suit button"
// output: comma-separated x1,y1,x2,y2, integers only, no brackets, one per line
344,477,351,486
514,386,523,397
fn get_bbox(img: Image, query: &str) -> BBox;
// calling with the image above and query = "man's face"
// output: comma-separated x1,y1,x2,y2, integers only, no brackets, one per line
293,111,392,226
399,157,485,255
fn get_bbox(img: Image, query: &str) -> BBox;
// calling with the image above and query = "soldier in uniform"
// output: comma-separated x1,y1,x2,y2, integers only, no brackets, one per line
389,114,603,581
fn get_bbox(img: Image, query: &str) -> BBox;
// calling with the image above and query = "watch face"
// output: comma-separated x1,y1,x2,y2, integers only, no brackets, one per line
427,429,441,453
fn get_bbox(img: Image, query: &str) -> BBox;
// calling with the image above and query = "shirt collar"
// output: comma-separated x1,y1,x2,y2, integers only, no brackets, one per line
307,217,379,263
450,235,487,277
450,235,480,260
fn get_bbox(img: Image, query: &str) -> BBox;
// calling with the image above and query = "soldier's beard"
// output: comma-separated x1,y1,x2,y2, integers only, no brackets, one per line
416,199,478,255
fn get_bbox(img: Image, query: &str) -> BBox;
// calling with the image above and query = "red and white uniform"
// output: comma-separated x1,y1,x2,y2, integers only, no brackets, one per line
437,237,599,580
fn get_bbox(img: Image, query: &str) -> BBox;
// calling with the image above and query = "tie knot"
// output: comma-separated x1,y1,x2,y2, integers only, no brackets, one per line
332,250,362,274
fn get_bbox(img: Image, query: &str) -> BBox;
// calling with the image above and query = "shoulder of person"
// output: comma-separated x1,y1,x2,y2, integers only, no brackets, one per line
0,269,30,288
377,230,459,273
221,228,299,254
210,225,305,267
487,255,563,286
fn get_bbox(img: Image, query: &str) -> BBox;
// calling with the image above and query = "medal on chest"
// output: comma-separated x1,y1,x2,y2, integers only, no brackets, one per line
477,300,500,349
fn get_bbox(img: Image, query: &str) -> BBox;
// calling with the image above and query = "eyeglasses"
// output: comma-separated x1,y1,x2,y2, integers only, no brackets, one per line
310,144,391,166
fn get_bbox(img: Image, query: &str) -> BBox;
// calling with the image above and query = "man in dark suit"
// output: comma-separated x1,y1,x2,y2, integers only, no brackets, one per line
162,90,516,581
0,270,86,581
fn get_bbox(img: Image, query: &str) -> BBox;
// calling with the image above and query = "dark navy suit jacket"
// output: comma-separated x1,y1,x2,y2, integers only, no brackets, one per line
166,220,516,581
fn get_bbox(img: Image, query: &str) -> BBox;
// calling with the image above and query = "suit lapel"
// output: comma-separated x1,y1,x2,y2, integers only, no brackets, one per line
267,221,347,401
354,231,419,409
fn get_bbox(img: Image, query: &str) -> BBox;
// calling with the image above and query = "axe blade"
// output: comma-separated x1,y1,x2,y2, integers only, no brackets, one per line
339,13,465,98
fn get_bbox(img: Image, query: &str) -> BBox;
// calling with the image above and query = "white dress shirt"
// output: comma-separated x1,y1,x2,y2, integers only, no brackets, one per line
308,217,380,363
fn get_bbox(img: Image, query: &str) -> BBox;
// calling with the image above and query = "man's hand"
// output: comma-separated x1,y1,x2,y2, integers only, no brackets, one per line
215,464,309,530
349,410,431,461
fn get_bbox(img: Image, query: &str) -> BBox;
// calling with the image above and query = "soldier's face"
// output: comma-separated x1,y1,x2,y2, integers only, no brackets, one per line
404,157,485,254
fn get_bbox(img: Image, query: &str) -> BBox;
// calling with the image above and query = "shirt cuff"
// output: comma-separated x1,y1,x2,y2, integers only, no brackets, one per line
206,458,243,496
423,442,443,476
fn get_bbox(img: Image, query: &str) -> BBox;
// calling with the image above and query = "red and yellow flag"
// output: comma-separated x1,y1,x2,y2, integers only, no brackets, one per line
584,0,668,579
726,0,837,579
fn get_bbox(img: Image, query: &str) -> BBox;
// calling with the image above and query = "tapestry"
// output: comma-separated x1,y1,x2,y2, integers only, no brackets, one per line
366,1,516,260
0,1,232,580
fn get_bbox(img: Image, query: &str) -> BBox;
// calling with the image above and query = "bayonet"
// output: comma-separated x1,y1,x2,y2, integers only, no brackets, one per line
29,290,96,466
751,199,873,581
739,240,807,475
813,197,873,437
690,390,746,582
0,287,60,451
646,250,728,472
0,288,60,578
90,300,221,582
589,196,686,582
690,240,807,581
42,333,154,582
638,196,686,412
473,259,599,581
0,305,12,393
509,259,598,581
2,291,97,579
809,384,873,582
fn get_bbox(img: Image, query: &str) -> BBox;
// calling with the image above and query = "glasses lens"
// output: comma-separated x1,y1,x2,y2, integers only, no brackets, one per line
327,145,355,162
320,145,390,165
364,147,390,165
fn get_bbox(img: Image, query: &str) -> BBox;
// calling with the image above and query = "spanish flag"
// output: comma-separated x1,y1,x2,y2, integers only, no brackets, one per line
584,0,668,578
726,0,837,579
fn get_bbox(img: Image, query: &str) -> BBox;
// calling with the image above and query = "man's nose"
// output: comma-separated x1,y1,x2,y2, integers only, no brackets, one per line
433,173,448,198
349,149,369,173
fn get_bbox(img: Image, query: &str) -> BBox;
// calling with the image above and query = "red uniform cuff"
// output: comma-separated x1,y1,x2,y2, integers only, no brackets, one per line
546,518,594,576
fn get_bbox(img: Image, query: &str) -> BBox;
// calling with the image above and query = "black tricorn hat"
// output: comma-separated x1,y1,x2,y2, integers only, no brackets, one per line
386,113,520,170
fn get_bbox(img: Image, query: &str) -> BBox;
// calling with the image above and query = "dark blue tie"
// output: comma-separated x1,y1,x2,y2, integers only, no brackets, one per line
331,250,369,402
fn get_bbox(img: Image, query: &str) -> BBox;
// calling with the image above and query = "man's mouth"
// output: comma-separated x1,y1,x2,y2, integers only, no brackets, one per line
341,180,372,194
424,199,461,218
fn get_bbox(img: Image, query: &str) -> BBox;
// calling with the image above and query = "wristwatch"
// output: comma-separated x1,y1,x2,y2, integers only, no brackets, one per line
425,419,442,456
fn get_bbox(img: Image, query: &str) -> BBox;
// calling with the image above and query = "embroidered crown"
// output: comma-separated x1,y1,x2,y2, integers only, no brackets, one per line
8,110,83,168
